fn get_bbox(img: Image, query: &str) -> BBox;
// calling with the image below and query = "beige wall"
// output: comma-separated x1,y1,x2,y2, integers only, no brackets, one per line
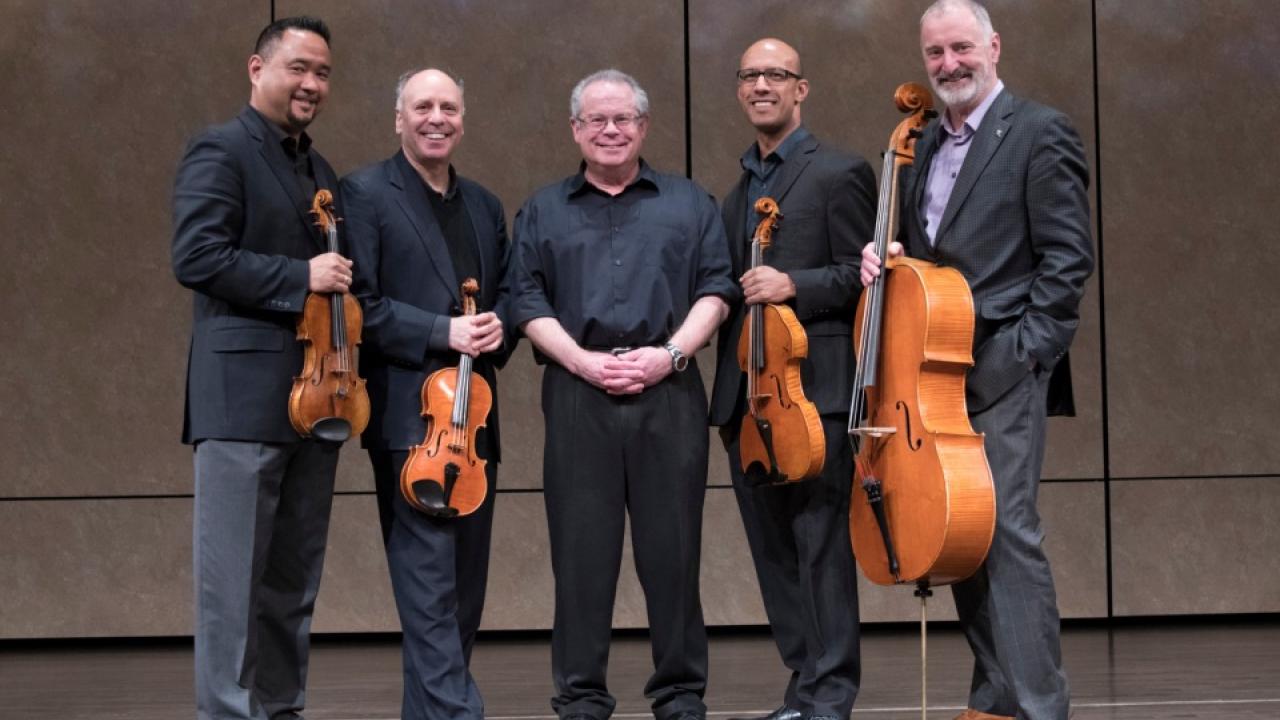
2,0,1277,638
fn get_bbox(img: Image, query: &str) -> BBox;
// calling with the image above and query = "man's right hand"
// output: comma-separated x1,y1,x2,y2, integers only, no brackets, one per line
309,252,354,292
449,312,504,356
860,241,903,287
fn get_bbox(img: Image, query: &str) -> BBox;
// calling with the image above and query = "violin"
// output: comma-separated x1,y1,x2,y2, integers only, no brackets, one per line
288,189,370,442
737,197,826,485
399,278,491,518
847,83,995,588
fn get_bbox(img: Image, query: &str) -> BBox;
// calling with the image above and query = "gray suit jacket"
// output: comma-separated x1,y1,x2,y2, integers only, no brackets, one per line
901,89,1094,415
340,152,514,456
709,133,876,427
172,106,342,444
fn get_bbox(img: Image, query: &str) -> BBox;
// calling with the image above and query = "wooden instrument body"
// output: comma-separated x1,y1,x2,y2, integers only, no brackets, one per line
289,189,370,443
400,365,491,517
737,303,826,482
850,257,994,586
289,283,370,442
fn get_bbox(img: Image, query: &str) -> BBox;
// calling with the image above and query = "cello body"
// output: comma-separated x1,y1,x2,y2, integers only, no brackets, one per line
399,278,491,518
850,257,994,586
847,82,994,588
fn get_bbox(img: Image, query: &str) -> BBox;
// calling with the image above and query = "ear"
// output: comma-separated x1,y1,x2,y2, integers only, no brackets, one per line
795,78,810,104
394,108,403,136
989,32,1001,64
247,54,263,86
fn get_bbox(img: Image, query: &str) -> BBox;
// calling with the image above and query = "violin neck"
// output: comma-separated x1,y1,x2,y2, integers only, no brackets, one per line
452,353,473,428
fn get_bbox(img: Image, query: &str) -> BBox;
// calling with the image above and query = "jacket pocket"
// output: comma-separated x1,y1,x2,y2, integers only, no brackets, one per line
209,326,286,352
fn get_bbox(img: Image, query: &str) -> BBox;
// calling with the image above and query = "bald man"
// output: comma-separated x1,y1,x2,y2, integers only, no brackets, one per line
341,67,514,719
709,38,876,720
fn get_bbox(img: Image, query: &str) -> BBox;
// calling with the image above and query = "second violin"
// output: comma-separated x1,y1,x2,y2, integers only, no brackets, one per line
399,278,491,518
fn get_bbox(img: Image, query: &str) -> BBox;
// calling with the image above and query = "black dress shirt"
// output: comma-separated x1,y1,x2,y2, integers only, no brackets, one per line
511,161,736,357
397,155,482,290
249,106,318,200
739,125,810,240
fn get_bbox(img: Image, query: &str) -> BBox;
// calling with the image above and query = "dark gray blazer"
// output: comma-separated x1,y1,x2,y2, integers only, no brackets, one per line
340,152,513,456
901,89,1094,415
709,133,877,427
172,106,342,444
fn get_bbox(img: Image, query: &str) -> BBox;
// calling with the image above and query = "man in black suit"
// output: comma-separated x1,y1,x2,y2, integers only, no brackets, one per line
709,38,876,720
171,16,351,720
341,67,511,720
862,2,1094,718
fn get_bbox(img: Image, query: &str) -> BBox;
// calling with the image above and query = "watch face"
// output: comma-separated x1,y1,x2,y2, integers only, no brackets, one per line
674,354,689,371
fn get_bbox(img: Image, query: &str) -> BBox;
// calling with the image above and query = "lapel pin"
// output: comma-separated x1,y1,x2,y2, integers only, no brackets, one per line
995,128,1005,138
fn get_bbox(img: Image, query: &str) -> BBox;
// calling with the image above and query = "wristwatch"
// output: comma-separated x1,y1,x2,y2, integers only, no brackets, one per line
663,342,689,372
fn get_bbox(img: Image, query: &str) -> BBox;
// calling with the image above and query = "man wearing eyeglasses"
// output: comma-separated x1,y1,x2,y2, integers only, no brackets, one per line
709,38,876,720
511,68,736,720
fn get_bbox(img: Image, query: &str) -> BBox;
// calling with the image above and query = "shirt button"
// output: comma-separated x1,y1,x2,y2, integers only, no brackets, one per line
614,260,622,267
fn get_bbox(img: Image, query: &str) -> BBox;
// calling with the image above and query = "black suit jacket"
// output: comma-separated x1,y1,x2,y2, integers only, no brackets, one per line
172,106,342,444
709,133,877,427
901,89,1094,415
340,151,513,457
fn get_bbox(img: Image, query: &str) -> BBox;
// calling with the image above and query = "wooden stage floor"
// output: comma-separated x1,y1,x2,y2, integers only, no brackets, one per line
3,620,1277,719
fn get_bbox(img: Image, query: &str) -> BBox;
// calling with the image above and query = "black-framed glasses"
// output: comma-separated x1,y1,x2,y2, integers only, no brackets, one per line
574,113,646,131
736,67,803,84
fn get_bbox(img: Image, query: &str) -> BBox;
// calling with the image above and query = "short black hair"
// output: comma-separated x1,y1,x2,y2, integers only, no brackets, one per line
254,16,331,59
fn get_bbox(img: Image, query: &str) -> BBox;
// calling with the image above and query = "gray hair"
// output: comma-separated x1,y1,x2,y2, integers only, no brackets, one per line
394,67,466,111
569,68,650,118
921,0,995,40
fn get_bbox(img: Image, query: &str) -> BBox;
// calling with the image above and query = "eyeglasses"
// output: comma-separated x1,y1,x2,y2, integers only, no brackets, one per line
736,67,803,84
574,113,645,131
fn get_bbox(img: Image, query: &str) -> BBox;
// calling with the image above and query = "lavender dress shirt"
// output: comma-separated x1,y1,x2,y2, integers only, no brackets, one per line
921,80,1005,245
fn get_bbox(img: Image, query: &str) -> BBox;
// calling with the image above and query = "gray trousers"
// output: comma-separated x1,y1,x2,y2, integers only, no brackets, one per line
193,439,338,720
953,368,1069,720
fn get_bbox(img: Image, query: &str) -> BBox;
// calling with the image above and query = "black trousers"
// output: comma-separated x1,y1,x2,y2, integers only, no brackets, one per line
727,414,861,718
368,448,497,720
541,364,709,720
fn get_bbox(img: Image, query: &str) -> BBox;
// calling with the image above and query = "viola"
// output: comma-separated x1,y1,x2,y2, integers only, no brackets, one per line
399,278,491,518
737,197,826,485
288,189,370,442
847,82,995,588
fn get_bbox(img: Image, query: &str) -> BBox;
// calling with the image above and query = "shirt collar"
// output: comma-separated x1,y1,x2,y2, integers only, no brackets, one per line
567,159,659,198
248,105,312,155
941,80,1004,138
740,125,810,175
395,150,458,199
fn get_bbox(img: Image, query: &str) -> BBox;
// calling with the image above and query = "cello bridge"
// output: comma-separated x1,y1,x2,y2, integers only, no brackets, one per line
850,426,897,439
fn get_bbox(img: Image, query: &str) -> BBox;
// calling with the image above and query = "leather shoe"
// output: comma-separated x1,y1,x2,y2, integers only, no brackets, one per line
730,708,802,720
954,710,1014,720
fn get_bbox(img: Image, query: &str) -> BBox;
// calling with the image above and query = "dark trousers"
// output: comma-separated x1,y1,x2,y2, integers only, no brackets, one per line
193,438,338,720
727,414,861,718
368,449,497,720
541,364,709,720
953,368,1069,720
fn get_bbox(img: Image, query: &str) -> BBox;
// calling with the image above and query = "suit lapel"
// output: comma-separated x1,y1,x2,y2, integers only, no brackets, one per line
935,90,1014,244
241,108,322,250
458,183,492,308
389,153,461,305
910,122,941,249
771,135,816,205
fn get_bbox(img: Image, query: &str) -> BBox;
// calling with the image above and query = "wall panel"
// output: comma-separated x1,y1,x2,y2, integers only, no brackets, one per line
1098,0,1280,477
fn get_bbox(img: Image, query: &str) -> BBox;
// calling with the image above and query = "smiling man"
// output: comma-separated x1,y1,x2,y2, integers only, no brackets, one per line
511,69,735,720
339,67,513,720
172,15,350,720
709,37,876,720
861,2,1094,719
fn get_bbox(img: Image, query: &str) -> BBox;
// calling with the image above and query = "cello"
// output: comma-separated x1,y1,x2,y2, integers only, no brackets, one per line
847,81,996,720
737,197,826,485
399,278,491,518
288,189,370,442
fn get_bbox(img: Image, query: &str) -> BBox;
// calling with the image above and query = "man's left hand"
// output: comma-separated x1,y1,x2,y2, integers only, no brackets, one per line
741,266,796,305
615,346,673,390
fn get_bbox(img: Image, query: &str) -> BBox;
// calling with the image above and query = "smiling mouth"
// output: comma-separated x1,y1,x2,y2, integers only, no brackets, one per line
423,132,449,140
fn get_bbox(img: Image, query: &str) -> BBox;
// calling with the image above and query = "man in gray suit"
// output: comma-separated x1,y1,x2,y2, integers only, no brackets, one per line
172,16,350,720
861,2,1094,719
709,38,875,720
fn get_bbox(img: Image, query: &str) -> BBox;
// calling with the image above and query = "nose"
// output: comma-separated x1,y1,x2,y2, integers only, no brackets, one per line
300,71,320,91
751,74,771,92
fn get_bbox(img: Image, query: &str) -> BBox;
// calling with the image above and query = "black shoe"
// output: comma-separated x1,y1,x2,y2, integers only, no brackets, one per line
668,713,706,720
731,708,802,720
